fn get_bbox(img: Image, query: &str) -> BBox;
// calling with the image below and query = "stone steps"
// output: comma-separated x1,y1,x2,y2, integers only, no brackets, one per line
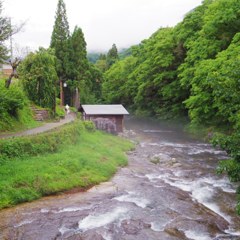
31,106,49,121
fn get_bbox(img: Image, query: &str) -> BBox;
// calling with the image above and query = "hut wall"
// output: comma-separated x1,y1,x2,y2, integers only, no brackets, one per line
85,114,124,133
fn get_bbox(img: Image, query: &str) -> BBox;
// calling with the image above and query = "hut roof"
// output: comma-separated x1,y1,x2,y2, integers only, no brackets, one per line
81,104,129,115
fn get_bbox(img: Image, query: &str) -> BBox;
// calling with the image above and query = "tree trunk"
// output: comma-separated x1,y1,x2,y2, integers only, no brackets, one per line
5,58,21,88
5,73,14,88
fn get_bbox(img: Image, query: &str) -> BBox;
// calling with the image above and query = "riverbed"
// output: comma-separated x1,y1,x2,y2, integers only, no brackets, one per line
0,117,239,240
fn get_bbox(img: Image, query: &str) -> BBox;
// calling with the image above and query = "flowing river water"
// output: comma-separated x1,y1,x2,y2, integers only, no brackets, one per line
0,117,240,240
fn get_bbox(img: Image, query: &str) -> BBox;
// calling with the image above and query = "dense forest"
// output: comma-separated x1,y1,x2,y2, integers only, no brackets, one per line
101,0,240,213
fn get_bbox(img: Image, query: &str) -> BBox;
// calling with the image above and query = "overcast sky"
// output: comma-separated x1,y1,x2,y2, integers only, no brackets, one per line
3,0,202,53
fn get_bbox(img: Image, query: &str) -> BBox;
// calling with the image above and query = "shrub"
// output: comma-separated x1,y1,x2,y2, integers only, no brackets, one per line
55,104,65,119
0,80,36,132
82,120,96,132
0,80,26,117
212,129,240,214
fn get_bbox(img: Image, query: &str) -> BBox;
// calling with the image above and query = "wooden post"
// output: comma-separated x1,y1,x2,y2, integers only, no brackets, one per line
74,87,80,109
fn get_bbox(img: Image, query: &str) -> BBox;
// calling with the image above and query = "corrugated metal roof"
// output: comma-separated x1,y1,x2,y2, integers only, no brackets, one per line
82,104,129,115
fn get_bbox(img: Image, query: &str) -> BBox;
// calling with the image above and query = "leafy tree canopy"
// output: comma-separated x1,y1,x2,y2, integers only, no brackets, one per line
101,0,240,209
18,48,58,111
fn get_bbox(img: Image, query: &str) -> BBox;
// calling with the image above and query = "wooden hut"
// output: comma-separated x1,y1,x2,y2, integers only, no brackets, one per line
81,104,129,133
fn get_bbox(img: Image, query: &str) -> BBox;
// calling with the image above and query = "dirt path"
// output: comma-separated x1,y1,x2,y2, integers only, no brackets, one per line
0,113,76,139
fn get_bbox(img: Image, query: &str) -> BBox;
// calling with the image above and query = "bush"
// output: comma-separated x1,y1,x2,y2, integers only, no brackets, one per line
82,120,96,132
212,129,240,214
0,80,26,117
0,80,37,132
55,104,65,119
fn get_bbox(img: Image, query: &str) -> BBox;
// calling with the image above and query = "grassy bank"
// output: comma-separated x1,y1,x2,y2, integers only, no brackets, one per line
0,123,133,209
0,121,84,161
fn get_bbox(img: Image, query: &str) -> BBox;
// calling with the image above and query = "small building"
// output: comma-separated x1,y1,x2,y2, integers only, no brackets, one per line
81,104,129,133
1,63,12,77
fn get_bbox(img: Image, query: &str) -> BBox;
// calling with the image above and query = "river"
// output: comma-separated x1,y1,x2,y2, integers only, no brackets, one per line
0,117,240,240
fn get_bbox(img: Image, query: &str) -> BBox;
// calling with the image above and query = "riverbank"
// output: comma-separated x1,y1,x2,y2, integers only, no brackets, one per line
0,121,134,209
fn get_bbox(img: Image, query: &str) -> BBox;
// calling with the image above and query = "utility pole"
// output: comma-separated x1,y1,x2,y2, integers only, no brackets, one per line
9,18,13,59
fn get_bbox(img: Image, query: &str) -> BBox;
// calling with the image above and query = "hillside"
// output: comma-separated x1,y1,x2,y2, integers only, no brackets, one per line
102,0,240,213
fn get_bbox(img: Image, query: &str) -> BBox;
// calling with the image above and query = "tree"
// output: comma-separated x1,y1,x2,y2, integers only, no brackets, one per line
68,26,88,81
50,0,70,82
0,1,11,63
95,54,108,72
0,1,24,63
103,55,138,106
65,26,89,106
18,48,58,113
0,0,25,88
5,57,21,88
106,44,119,68
100,0,240,213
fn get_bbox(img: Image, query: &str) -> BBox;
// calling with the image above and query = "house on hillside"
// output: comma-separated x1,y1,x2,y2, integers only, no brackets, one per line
80,104,129,134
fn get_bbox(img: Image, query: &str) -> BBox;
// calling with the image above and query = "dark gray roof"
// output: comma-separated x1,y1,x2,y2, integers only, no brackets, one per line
82,104,129,115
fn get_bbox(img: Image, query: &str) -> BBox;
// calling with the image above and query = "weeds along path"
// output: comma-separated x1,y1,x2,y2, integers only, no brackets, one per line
0,113,76,139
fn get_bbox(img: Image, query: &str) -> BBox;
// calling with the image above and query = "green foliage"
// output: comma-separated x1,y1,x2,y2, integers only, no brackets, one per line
212,130,240,163
211,128,240,213
185,32,240,128
18,48,58,111
82,120,96,132
55,104,65,119
217,157,240,214
119,48,132,60
102,0,240,125
87,52,101,63
103,28,187,118
103,55,138,106
65,26,102,104
68,26,88,80
0,127,133,209
106,43,119,68
95,58,108,73
50,1,102,105
0,80,37,132
0,80,25,117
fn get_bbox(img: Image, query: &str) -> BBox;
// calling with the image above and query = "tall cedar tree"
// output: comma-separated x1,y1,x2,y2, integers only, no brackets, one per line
66,26,88,106
68,26,88,81
68,26,103,104
50,0,70,81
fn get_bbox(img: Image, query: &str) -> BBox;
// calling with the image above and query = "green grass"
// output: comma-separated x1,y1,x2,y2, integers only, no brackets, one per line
0,130,134,209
